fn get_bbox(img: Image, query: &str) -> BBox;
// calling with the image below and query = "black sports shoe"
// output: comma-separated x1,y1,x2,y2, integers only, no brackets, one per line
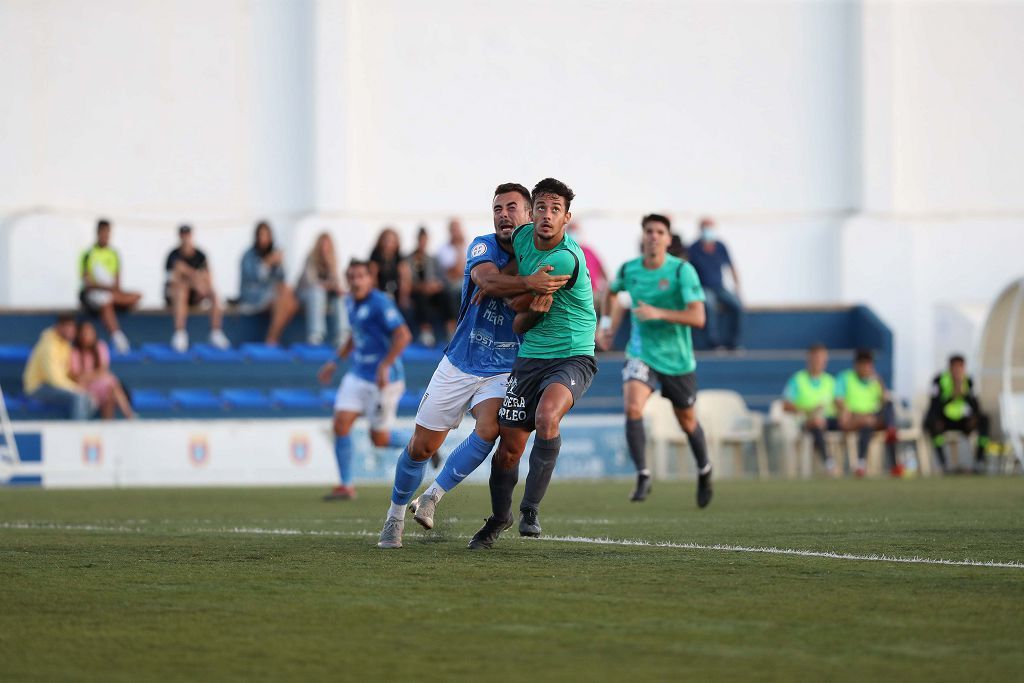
630,473,653,502
697,466,713,509
518,507,541,537
467,516,513,550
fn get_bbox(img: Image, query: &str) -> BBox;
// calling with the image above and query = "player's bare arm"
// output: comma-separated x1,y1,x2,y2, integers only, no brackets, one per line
317,337,355,384
597,289,628,350
512,294,553,335
377,324,413,388
471,262,568,298
633,300,706,328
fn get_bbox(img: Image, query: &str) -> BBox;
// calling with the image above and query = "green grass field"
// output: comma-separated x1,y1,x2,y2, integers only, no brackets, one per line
2,477,1022,682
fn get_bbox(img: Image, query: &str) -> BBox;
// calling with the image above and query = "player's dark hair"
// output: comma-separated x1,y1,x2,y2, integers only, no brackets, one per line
642,213,671,231
808,343,828,353
854,348,874,363
254,221,274,257
55,312,77,326
347,258,371,272
96,219,110,232
668,233,687,259
531,178,575,211
949,354,966,366
494,182,532,207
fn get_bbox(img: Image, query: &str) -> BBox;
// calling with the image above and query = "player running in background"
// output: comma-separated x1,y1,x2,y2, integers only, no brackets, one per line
377,183,570,548
318,260,413,501
597,214,713,507
468,177,598,550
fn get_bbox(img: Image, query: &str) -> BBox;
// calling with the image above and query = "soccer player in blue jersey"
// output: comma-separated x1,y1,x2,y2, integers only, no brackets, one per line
377,183,570,548
318,259,413,501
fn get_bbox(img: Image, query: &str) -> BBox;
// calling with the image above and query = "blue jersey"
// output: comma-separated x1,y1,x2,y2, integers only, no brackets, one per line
346,289,406,383
443,233,520,377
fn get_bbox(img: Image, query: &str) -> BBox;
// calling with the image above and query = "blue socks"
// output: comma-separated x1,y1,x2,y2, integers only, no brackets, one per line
390,447,428,505
334,434,353,485
436,432,495,492
387,430,412,449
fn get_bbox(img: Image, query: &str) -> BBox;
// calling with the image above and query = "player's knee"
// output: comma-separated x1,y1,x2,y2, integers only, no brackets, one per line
369,431,391,448
407,436,434,462
332,416,350,437
679,412,698,433
474,422,499,443
535,411,561,439
625,404,645,421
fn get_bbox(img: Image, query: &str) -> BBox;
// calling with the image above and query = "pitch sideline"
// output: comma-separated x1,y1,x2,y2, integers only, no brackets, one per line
3,520,1022,570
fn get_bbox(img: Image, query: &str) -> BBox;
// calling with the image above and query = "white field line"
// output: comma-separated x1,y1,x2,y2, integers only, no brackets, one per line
3,521,1022,570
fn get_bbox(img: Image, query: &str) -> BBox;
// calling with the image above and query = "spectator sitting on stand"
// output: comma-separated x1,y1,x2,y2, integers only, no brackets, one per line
79,219,141,354
297,232,349,346
782,343,839,473
688,217,742,350
369,227,412,314
835,349,902,478
22,313,95,420
70,320,135,419
166,224,231,352
924,354,991,473
238,221,299,346
406,227,451,347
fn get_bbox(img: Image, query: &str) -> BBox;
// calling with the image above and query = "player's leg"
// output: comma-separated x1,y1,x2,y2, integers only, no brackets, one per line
415,395,502,529
325,409,360,500
974,413,991,471
377,423,447,549
518,356,598,535
622,360,657,501
878,402,900,475
467,424,530,549
659,372,711,507
326,373,366,500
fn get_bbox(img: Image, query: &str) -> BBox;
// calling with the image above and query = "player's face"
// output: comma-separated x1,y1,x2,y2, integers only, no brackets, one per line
97,226,110,247
492,192,530,243
950,360,966,382
808,349,828,374
855,359,874,379
641,221,671,257
532,193,571,244
346,265,373,298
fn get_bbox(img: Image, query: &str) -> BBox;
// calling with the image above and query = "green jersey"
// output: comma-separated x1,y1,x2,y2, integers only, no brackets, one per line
610,255,705,375
512,223,596,359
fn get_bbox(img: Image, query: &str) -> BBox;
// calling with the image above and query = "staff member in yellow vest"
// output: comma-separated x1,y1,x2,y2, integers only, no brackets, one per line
923,354,990,473
782,344,839,473
79,219,142,354
835,349,901,477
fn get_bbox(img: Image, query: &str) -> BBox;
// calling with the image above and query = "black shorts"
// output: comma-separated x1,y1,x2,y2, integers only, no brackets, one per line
622,358,697,410
164,285,206,308
498,355,598,431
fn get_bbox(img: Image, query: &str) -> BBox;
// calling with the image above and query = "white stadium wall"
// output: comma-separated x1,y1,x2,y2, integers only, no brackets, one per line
1,0,1023,397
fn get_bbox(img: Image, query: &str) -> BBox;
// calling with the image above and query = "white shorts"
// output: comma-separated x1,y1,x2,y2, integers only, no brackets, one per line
84,289,113,307
333,372,406,431
415,355,509,431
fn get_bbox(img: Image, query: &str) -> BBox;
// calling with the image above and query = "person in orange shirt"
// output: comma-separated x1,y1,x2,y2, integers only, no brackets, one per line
22,313,96,420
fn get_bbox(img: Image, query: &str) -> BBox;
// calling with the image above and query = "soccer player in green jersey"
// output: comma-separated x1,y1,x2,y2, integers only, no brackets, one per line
468,178,598,549
598,214,713,507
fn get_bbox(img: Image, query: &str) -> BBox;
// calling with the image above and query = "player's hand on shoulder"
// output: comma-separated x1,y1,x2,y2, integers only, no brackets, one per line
525,265,570,296
317,360,337,385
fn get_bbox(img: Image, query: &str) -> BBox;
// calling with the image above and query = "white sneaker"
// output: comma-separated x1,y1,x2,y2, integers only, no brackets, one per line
209,329,230,350
112,330,131,354
171,329,189,353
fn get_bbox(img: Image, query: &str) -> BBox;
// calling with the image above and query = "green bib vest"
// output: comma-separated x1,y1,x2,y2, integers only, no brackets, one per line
939,371,969,420
792,370,837,417
840,370,882,415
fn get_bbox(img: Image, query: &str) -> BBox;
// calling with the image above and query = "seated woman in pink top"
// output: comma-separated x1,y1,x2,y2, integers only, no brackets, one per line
70,321,135,419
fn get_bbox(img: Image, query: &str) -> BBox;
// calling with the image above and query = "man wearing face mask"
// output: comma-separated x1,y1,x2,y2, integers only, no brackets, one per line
688,217,743,350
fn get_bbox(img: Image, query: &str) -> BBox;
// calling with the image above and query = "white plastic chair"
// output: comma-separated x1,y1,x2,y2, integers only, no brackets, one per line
1000,391,1024,468
643,393,691,480
696,390,770,478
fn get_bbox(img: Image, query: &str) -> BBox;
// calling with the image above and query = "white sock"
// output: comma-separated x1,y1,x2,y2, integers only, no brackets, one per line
638,468,651,477
424,482,446,500
387,502,406,520
699,463,712,475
